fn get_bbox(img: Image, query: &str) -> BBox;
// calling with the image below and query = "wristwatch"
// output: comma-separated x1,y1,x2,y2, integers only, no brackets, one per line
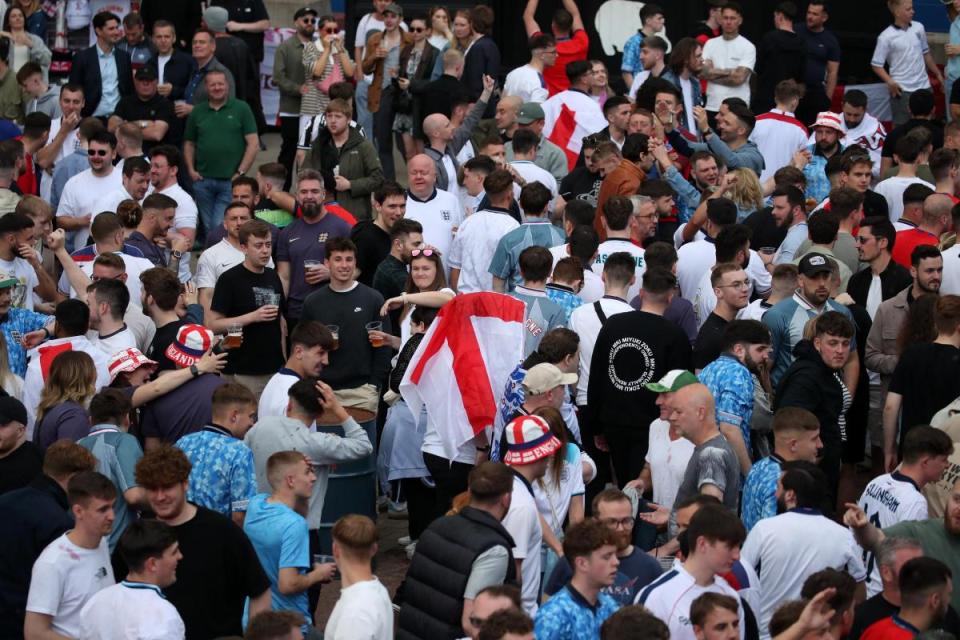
171,250,183,260
139,120,148,129
189,364,200,378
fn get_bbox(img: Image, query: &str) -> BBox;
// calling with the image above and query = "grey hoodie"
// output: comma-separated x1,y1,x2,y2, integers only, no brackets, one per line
244,415,374,529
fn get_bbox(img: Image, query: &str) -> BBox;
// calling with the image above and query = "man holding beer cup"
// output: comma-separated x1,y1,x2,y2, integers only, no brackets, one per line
206,219,285,398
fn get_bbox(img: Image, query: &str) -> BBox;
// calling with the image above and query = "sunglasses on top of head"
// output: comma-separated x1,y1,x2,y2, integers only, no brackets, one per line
411,248,435,257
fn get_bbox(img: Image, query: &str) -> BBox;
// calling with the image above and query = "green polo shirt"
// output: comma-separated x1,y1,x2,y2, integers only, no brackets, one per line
184,97,257,179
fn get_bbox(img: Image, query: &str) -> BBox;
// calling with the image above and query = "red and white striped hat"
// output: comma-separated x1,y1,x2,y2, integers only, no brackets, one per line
504,415,562,466
165,324,213,368
108,348,157,381
812,112,844,134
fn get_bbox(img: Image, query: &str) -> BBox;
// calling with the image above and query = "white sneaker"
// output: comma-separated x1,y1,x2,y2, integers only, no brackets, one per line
398,535,412,546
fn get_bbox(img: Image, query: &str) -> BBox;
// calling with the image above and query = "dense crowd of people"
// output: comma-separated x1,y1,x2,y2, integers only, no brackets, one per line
3,0,960,638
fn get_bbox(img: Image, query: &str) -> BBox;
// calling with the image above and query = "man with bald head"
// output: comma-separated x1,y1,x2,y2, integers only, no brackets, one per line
405,154,464,267
425,76,497,192
668,383,741,519
892,192,954,268
505,102,569,182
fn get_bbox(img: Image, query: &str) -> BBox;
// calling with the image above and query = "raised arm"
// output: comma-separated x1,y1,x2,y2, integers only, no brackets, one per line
562,0,584,32
522,0,541,37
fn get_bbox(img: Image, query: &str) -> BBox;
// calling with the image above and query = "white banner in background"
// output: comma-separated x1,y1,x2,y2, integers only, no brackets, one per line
262,27,296,127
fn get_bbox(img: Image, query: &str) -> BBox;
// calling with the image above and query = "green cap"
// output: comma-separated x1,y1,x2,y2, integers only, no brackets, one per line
643,370,699,393
0,271,17,289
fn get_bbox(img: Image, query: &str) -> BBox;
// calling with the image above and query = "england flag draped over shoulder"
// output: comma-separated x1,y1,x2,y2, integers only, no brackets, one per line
542,90,608,171
400,292,526,461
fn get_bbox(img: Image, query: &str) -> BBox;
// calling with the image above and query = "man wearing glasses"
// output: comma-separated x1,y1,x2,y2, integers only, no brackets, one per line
55,130,121,252
273,7,316,181
543,488,663,606
693,263,752,374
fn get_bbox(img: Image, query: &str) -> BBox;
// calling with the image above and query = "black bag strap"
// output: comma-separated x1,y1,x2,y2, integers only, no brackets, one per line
593,300,608,324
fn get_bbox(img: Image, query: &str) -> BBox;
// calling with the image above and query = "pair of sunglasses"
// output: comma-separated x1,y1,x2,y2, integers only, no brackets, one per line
411,248,435,257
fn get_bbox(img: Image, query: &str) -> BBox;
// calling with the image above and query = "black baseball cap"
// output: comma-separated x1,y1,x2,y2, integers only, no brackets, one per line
798,252,833,277
0,396,27,426
134,66,157,81
293,6,319,20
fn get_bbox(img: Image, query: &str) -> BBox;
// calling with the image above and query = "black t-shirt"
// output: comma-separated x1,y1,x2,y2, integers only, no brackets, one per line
350,221,391,287
864,190,889,221
882,118,945,158
115,506,270,639
559,166,602,207
694,312,729,370
587,310,693,434
743,207,788,252
212,0,269,61
0,441,43,495
149,319,188,373
113,94,177,151
889,342,960,441
211,263,285,375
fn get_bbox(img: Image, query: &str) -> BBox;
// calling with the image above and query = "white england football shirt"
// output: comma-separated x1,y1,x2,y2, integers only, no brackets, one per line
405,188,464,275
857,471,928,597
636,563,745,640
592,237,646,301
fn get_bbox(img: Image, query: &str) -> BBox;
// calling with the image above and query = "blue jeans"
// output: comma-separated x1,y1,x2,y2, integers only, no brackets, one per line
193,178,233,242
355,80,375,145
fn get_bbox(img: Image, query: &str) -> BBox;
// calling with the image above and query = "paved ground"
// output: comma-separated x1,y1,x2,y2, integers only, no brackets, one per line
314,511,410,625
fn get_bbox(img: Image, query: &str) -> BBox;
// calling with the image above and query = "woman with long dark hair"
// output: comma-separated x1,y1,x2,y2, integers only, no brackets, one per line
1,5,50,76
376,248,454,349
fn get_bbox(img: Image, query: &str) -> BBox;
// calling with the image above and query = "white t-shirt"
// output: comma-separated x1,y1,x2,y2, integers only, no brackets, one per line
259,370,300,419
636,563,745,640
502,474,542,617
740,510,867,639
0,255,39,311
941,245,960,295
676,240,716,303
873,175,935,224
47,116,81,165
750,110,810,184
324,578,394,640
26,533,115,638
858,471,928,597
871,22,932,92
503,65,548,104
57,250,154,306
57,168,123,249
195,239,274,291
549,244,603,302
157,53,172,84
645,419,695,508
158,182,199,283
510,161,558,201
90,326,138,358
739,299,773,322
92,187,141,219
592,238,646,301
448,209,519,293
405,189,464,276
80,581,185,640
702,34,756,111
568,296,633,405
628,70,651,100
533,443,586,535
